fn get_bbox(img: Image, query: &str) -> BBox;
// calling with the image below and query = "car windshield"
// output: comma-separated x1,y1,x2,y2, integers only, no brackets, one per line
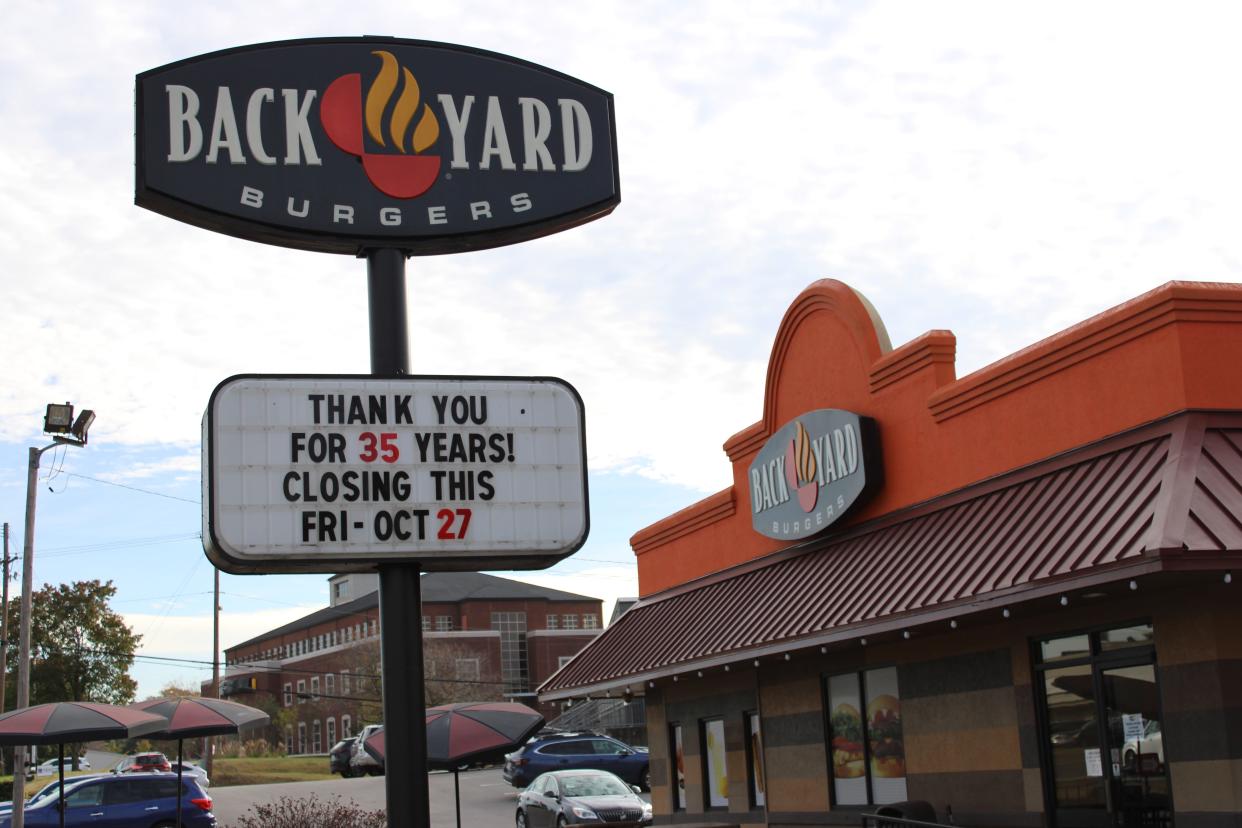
560,774,631,798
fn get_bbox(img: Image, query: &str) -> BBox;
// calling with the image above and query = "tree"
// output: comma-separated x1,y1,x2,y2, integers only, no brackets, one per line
3,580,142,709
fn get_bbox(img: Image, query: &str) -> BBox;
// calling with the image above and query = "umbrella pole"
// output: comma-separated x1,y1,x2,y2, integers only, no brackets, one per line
454,768,461,828
58,742,65,828
176,737,184,828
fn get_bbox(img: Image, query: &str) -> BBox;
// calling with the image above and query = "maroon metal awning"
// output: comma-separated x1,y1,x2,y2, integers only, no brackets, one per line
540,413,1242,699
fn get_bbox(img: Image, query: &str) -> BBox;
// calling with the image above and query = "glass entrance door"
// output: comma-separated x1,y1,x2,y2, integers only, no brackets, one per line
1035,623,1172,828
1100,664,1171,828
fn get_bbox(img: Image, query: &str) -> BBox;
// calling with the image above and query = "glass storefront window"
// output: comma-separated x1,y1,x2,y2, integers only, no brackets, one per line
1040,633,1091,662
1044,664,1106,808
825,666,908,807
1099,623,1154,651
701,718,728,809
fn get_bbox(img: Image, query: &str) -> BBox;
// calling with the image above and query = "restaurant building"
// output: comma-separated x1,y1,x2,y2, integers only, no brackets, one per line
539,280,1241,828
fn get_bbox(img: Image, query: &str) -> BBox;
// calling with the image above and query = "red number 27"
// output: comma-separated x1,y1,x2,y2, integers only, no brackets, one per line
437,508,472,539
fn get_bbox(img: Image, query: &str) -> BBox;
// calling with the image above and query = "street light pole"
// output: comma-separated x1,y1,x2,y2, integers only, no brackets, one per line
11,403,94,828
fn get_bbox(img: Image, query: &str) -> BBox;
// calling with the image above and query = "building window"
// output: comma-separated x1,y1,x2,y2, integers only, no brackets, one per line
422,616,431,631
745,711,766,808
670,723,685,811
283,683,292,707
297,722,306,754
825,666,907,806
701,718,728,809
327,717,336,747
558,655,574,670
285,726,293,755
334,581,348,602
436,615,453,631
326,674,335,698
491,611,529,694
370,620,377,636
342,672,350,695
342,715,352,739
296,680,306,703
310,676,320,699
312,719,322,753
455,658,480,682
546,614,559,629
583,614,598,630
561,614,578,629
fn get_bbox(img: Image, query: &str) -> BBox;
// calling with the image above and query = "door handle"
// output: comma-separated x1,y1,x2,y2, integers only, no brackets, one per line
90,812,104,817
146,805,160,810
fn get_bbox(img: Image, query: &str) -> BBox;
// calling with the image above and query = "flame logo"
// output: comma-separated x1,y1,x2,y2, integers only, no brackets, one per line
320,51,442,199
784,420,819,513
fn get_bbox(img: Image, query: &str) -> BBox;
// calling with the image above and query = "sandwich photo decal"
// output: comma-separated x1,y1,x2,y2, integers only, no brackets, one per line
827,667,908,805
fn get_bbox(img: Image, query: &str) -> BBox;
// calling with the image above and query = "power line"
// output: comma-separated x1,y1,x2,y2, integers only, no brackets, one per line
62,472,201,505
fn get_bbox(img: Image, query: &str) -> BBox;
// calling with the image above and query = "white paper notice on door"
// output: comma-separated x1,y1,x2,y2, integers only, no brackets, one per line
1122,713,1145,741
1084,748,1104,777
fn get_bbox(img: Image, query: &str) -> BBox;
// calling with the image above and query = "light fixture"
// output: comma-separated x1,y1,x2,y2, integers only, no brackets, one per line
950,620,958,629
1129,580,1138,591
696,671,703,678
648,681,655,688
566,699,573,708
753,659,760,667
860,638,868,646
1226,572,1233,584
820,646,827,654
902,630,910,640
783,653,791,661
70,409,96,443
673,675,678,682
1060,595,1069,606
1003,609,1011,619
724,665,730,672
43,402,74,434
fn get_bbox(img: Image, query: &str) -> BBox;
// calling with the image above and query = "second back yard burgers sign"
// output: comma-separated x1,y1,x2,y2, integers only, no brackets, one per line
204,375,588,573
136,38,619,254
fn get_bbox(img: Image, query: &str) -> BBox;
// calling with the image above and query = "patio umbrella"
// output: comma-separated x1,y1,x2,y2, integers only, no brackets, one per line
131,696,270,828
0,701,167,828
361,703,544,828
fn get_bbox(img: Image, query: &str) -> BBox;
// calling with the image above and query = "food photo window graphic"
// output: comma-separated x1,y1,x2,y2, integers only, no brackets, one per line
746,711,766,808
826,666,908,806
670,723,685,811
701,717,729,809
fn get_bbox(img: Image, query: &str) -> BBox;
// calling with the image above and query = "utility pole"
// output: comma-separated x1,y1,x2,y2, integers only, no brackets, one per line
1,522,11,714
206,569,219,779
0,522,10,775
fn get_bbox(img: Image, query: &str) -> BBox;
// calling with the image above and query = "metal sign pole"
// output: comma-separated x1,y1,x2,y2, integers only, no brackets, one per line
367,248,430,828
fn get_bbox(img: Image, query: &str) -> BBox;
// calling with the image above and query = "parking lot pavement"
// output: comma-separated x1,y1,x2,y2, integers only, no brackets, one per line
210,767,525,827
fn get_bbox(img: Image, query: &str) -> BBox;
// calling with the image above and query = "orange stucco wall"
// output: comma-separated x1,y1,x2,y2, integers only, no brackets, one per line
632,280,1242,595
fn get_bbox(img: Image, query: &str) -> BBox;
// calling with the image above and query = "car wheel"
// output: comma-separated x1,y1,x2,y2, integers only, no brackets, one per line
640,765,651,792
557,817,568,828
152,822,176,828
515,808,528,828
1123,750,1137,771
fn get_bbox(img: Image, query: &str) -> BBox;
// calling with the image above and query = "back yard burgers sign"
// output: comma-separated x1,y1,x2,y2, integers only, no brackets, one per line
135,38,619,254
749,409,881,540
203,375,588,573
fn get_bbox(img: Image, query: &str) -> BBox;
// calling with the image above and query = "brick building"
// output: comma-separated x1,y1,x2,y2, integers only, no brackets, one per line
214,571,603,754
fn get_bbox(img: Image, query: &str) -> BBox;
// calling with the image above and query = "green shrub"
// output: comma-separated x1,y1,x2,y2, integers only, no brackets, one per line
228,794,385,828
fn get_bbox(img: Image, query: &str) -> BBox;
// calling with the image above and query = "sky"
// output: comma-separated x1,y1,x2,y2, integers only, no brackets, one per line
3,1,1242,699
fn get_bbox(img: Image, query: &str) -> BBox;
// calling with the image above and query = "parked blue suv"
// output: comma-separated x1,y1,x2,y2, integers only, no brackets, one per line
0,772,215,827
503,732,650,791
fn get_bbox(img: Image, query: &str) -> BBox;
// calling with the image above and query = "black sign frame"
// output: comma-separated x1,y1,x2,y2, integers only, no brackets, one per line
136,37,620,255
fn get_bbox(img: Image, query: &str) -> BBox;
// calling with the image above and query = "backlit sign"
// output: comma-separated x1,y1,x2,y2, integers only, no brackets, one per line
136,38,619,254
203,374,588,573
748,409,881,540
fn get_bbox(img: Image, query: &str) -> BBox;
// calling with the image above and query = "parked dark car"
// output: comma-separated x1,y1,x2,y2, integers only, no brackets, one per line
114,752,172,773
516,769,651,828
0,772,215,827
329,737,359,777
504,732,650,791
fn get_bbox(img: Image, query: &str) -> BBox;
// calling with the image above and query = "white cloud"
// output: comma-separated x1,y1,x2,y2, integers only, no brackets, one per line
4,0,1242,497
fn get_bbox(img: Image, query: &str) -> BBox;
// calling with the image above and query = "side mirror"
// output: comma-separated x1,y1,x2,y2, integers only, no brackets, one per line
632,785,642,794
